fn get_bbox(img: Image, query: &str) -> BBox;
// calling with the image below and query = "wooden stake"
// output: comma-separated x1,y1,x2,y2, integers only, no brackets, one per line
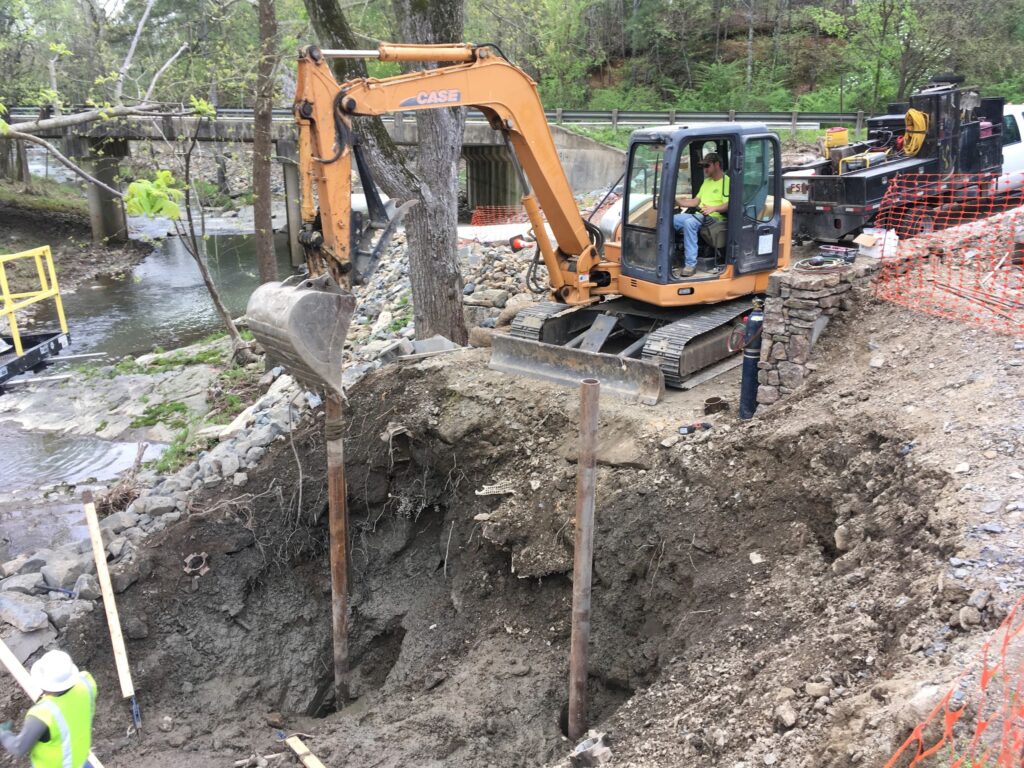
325,395,349,705
285,736,327,768
0,637,107,768
82,490,135,699
568,379,599,742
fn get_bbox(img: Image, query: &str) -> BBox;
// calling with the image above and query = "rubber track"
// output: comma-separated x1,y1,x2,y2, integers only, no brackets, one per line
508,302,569,340
641,299,750,388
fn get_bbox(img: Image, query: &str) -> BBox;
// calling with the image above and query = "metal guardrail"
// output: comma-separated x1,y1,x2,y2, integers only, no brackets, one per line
7,105,862,127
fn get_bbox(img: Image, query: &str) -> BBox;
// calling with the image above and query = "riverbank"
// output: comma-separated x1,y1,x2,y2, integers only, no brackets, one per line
0,189,151,297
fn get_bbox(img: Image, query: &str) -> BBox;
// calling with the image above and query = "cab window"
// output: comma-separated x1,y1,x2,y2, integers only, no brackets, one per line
742,138,774,222
1004,114,1021,145
626,143,663,226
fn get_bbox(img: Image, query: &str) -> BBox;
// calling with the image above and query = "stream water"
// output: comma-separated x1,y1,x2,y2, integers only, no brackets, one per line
0,231,296,563
37,232,295,358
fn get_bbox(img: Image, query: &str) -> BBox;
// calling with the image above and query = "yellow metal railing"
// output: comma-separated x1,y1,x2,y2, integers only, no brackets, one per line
0,246,67,356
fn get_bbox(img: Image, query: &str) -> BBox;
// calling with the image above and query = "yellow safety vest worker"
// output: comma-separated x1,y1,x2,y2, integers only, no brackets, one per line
26,672,96,768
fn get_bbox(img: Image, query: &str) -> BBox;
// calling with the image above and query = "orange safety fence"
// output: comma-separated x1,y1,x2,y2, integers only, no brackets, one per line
468,194,622,229
872,171,1024,336
469,205,531,225
885,594,1024,767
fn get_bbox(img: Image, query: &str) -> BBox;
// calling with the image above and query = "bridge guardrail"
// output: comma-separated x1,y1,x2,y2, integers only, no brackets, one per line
6,106,862,128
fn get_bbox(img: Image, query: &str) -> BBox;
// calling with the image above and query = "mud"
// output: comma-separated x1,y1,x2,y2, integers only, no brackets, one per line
2,290,1020,768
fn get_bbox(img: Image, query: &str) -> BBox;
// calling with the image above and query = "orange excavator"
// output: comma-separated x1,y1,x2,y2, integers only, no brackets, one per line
247,43,793,404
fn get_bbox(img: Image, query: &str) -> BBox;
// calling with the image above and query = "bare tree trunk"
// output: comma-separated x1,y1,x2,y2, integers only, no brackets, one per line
253,0,280,284
745,2,755,89
303,0,468,345
16,141,31,192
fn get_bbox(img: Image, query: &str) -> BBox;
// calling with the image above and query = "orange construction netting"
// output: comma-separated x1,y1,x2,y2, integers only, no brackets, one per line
885,595,1024,767
873,172,1024,336
469,205,532,226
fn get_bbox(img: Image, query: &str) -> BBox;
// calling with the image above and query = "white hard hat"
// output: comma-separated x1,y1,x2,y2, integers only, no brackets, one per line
30,650,79,694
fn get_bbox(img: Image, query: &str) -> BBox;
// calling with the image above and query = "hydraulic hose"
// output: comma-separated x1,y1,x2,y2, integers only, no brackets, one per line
904,108,929,156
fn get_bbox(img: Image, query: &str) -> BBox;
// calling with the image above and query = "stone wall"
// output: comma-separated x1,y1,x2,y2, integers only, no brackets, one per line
757,260,879,406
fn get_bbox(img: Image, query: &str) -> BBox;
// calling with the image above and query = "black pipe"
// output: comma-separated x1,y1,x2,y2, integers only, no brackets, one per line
739,298,764,420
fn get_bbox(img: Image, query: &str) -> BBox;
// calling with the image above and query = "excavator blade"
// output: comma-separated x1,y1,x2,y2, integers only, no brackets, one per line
246,274,356,399
489,334,665,405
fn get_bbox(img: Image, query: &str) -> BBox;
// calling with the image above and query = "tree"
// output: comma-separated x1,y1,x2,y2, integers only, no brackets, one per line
253,0,281,284
127,102,257,364
303,0,469,345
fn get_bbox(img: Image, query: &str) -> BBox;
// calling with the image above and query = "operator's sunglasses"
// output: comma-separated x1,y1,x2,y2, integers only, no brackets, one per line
701,162,713,168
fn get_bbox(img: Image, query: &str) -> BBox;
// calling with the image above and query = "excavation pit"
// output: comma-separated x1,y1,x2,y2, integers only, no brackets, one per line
31,327,970,768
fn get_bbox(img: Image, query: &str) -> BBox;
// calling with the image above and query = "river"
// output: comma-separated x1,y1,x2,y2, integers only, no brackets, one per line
0,231,295,563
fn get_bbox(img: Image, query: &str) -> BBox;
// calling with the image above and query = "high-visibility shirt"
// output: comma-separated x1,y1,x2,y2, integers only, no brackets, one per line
697,175,730,220
26,672,96,768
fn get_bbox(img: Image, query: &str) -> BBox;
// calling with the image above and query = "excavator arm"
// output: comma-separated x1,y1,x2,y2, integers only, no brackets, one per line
293,43,604,303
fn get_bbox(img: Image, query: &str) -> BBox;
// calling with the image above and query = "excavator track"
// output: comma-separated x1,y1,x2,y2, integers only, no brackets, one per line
508,302,573,341
641,299,750,389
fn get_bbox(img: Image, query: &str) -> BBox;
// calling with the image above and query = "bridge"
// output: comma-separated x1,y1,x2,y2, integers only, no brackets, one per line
4,107,862,253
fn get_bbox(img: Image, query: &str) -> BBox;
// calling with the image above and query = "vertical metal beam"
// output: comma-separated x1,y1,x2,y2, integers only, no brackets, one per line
277,140,304,268
325,394,349,705
568,378,599,742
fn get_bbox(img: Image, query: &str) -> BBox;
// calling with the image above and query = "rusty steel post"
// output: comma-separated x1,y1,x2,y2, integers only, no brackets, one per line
325,394,349,705
568,378,599,742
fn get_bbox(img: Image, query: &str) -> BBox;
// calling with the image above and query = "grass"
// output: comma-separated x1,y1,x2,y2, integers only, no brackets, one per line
130,400,189,430
205,363,263,426
152,428,193,474
0,177,89,216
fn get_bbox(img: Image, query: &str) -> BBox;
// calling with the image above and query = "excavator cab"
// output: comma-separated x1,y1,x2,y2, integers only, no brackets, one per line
617,125,785,294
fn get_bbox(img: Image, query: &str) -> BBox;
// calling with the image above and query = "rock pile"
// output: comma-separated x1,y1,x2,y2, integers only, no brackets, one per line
0,367,317,661
347,232,544,359
757,259,880,405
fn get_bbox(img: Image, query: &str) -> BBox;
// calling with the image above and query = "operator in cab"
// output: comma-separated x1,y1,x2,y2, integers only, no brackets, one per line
672,152,729,277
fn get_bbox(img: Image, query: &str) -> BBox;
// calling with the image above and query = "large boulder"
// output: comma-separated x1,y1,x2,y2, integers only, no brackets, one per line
0,572,45,595
41,553,94,590
2,625,58,664
0,592,51,632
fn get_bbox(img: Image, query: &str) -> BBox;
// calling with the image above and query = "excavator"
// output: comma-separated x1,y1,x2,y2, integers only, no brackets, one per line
246,43,793,404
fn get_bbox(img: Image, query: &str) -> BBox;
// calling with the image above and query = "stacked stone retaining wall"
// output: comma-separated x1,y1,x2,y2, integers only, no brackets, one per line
757,260,880,406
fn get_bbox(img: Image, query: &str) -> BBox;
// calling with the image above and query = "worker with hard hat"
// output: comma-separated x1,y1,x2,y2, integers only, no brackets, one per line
0,649,97,768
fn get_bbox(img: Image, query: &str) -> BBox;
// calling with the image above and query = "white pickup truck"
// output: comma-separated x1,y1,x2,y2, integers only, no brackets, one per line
999,103,1024,190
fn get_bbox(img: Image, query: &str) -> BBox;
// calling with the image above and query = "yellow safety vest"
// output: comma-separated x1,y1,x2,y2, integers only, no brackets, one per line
697,175,730,220
26,672,96,768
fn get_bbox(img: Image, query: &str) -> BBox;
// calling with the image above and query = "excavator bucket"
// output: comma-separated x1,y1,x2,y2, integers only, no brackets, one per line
489,334,665,405
246,274,356,399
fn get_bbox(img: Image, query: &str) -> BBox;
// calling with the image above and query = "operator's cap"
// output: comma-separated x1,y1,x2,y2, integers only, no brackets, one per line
30,650,79,693
702,152,722,167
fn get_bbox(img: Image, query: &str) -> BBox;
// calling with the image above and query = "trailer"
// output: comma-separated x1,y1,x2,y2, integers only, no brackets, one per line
783,80,1007,242
0,246,70,391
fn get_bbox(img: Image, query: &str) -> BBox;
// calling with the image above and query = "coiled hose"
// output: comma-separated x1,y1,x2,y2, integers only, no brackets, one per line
525,220,605,294
904,108,929,156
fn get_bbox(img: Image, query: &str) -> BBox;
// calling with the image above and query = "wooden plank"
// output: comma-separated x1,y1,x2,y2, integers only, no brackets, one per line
0,637,107,768
285,736,327,768
82,490,135,699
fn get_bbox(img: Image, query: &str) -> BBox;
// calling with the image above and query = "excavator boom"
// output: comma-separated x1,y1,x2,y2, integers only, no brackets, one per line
247,42,787,404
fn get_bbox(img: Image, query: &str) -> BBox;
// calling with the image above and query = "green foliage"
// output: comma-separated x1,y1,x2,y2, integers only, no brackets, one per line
192,178,233,209
125,170,183,219
151,428,193,474
130,400,189,429
189,95,216,119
